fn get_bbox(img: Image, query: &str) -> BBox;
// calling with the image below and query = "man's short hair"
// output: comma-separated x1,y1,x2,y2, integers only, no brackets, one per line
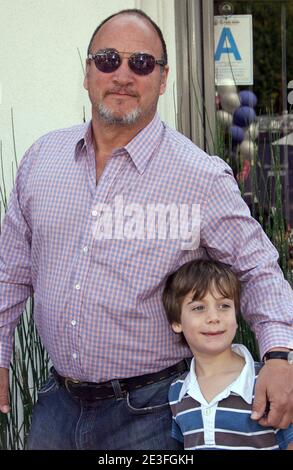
87,8,168,65
162,259,241,327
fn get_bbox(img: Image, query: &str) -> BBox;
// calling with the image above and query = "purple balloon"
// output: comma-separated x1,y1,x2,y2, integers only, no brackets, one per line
230,125,245,144
233,106,256,127
239,90,257,108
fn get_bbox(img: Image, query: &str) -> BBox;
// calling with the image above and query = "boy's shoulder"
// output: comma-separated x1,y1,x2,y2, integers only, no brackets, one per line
169,371,189,402
172,370,190,386
253,361,263,375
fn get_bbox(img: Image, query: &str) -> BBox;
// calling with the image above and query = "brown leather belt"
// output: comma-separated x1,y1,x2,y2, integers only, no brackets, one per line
51,360,188,401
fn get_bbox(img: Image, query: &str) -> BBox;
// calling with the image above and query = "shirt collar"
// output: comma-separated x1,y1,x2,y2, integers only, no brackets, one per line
124,113,164,174
74,114,164,174
74,121,93,160
178,344,256,405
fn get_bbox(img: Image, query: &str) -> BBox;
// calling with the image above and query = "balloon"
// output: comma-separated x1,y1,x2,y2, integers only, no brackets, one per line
217,79,237,96
244,122,259,141
230,125,245,145
221,92,241,114
233,106,256,127
216,110,233,127
239,90,257,108
239,139,257,160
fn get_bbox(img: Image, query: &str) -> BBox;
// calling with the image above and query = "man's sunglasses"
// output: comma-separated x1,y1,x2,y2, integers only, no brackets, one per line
87,49,166,76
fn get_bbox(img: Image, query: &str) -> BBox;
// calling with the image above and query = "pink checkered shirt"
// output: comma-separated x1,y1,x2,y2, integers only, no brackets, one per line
0,114,292,381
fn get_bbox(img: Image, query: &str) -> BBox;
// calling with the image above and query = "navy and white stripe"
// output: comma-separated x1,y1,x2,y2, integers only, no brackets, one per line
169,345,293,450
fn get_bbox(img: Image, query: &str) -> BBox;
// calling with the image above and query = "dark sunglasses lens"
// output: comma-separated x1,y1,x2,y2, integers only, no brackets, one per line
94,51,121,73
129,53,155,75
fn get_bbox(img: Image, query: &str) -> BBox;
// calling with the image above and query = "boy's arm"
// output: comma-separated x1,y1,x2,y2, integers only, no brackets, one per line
171,417,184,443
285,425,293,450
169,383,185,444
276,424,293,449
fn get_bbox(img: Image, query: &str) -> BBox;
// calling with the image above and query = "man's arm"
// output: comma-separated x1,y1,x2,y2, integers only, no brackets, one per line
0,368,9,413
0,145,34,404
252,357,293,428
200,162,293,427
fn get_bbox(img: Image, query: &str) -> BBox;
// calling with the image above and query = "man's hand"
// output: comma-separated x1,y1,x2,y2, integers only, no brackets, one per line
251,359,293,428
0,367,10,414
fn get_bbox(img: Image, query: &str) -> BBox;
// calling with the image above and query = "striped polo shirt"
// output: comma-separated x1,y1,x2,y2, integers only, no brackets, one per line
169,344,293,450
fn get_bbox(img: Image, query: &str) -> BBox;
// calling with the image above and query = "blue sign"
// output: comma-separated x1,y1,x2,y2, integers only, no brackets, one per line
215,27,241,61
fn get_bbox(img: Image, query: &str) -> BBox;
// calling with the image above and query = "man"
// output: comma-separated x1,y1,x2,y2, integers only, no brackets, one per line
0,9,292,450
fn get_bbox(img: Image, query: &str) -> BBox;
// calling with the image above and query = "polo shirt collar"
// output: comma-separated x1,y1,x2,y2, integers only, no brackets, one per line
178,344,256,405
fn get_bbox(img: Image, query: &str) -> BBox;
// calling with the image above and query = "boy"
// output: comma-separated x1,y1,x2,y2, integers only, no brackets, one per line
163,259,293,450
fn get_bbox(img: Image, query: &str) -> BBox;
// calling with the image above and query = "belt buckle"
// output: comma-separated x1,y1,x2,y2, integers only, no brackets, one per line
64,377,81,394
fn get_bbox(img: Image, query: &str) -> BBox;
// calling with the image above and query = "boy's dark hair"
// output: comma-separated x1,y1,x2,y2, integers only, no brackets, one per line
162,259,241,328
87,9,168,65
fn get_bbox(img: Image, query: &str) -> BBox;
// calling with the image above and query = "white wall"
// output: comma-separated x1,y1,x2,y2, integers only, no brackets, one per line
136,0,177,129
0,0,177,193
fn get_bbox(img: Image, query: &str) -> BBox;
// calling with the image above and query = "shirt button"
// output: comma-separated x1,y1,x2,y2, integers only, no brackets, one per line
71,320,77,326
91,210,98,217
83,246,88,254
72,353,78,359
205,409,211,416
75,283,81,290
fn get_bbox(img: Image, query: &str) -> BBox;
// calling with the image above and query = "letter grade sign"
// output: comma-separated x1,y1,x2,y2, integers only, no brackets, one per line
214,15,253,86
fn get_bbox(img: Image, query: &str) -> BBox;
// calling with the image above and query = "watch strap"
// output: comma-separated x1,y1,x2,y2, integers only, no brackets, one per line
264,351,293,364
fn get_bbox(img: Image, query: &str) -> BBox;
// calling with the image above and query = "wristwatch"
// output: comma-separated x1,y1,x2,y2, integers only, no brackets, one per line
263,351,293,364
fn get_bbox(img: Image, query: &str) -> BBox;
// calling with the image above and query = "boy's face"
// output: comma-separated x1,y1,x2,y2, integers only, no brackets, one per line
172,287,238,357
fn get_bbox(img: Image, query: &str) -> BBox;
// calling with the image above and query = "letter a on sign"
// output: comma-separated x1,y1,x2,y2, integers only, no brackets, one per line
215,27,241,61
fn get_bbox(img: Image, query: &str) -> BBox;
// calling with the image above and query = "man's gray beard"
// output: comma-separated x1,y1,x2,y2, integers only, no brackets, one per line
97,104,142,126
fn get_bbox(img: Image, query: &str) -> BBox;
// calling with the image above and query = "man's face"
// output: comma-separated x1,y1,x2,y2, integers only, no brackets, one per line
84,15,169,128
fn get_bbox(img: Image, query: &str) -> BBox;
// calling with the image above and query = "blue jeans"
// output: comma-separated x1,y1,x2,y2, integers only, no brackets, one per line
27,371,184,450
